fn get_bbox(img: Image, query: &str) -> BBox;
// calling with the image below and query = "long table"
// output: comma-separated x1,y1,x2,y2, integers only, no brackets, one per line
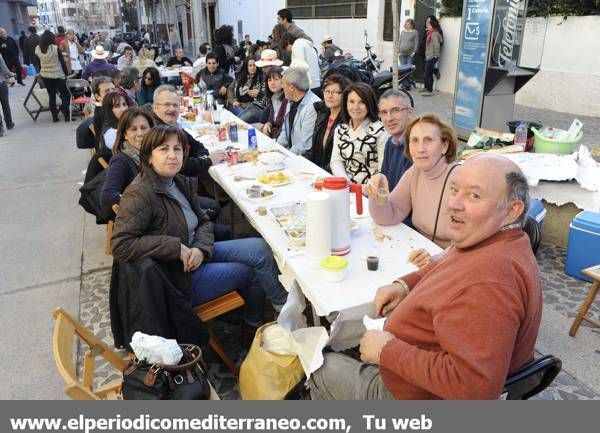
187,112,442,349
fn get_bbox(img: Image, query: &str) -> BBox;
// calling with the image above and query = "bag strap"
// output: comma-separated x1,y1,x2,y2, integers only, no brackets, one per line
159,344,203,372
431,162,460,244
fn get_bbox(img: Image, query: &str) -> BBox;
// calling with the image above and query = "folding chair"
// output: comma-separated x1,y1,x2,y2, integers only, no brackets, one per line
194,292,246,376
52,308,220,400
22,75,63,121
67,78,92,121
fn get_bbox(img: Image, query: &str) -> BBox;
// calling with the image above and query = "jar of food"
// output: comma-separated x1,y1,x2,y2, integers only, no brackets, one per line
320,256,348,282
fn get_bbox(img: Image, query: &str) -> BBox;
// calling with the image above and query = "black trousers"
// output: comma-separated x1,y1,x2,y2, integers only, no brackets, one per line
42,77,71,119
0,81,13,128
424,58,437,92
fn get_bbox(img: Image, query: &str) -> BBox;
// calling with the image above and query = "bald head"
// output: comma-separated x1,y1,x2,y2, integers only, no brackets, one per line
446,155,528,249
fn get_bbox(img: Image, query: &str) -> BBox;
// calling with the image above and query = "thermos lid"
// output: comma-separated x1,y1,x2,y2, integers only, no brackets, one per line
322,177,348,190
320,256,348,271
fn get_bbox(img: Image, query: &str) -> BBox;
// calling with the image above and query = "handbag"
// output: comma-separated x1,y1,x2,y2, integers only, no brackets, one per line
122,344,211,400
4,75,16,85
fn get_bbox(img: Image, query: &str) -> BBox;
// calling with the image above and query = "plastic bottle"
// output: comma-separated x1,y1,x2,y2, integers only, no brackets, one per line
514,122,527,151
197,77,207,101
192,84,201,104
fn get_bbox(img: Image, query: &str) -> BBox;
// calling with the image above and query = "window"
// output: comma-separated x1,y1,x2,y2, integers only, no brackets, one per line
382,0,401,41
286,0,367,19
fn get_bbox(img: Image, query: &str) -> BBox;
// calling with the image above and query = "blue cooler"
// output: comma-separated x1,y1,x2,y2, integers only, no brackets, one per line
527,199,546,229
565,211,600,282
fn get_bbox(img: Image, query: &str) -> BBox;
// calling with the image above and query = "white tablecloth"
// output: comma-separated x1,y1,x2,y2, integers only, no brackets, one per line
194,112,442,351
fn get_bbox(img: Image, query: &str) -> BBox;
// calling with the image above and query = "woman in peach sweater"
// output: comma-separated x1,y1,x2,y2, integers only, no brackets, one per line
365,113,458,266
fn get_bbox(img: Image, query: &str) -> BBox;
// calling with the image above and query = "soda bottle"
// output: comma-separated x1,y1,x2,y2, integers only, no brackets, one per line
514,122,527,151
192,84,201,105
247,128,257,150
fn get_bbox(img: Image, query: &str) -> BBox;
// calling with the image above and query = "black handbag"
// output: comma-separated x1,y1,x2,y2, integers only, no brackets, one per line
122,344,211,400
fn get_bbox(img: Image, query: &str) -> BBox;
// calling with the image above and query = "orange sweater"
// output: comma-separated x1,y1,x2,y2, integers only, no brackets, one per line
380,229,542,399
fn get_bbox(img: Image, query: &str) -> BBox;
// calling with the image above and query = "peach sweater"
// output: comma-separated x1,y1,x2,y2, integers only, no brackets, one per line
369,157,456,247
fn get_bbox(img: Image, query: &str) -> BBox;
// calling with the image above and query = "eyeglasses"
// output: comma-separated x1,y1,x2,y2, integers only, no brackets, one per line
323,89,342,96
378,106,411,117
154,102,180,109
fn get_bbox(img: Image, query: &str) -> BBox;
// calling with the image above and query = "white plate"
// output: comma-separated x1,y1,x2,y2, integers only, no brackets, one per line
257,170,294,187
258,151,287,166
198,134,218,147
238,186,278,202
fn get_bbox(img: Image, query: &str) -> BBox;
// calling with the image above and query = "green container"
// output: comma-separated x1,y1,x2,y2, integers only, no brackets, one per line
532,127,583,154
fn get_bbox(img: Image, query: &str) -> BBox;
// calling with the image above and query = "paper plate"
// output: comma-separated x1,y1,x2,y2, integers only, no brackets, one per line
257,170,294,187
238,186,278,202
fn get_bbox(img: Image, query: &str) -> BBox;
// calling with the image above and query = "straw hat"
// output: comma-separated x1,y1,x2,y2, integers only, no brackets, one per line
91,45,109,60
255,49,283,67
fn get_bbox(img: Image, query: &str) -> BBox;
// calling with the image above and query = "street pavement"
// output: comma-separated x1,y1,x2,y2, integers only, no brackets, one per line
0,80,597,399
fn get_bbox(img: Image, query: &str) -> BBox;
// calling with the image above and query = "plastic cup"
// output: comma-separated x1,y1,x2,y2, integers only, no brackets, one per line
376,187,389,205
366,256,379,271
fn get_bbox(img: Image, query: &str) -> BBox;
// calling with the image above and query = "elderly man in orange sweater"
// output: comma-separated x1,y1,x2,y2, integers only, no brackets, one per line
310,154,543,400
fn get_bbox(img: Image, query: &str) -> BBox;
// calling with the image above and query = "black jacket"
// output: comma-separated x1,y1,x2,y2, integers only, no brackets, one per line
309,101,343,173
109,257,209,350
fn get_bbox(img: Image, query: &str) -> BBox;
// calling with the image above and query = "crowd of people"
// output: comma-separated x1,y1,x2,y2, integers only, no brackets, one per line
6,8,542,400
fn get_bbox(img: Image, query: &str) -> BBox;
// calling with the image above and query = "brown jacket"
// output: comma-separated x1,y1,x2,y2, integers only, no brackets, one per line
59,38,84,74
111,168,214,268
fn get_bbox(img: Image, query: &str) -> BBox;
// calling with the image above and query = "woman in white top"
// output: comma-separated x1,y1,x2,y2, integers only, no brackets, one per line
59,29,84,78
330,82,388,184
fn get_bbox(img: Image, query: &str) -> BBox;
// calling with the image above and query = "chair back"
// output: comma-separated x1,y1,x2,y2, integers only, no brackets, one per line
503,355,562,400
523,215,541,254
66,78,91,91
52,308,127,400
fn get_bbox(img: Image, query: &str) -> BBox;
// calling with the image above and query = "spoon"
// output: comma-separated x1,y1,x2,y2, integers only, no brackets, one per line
234,175,254,181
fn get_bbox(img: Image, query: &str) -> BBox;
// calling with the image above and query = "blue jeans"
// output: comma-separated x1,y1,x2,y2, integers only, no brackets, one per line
191,238,288,326
398,55,414,88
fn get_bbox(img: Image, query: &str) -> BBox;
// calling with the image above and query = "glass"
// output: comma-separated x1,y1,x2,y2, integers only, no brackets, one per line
366,255,379,271
376,187,389,205
378,106,410,117
323,89,342,96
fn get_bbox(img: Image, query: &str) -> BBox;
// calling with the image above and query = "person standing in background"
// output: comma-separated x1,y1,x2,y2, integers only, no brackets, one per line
0,28,25,86
35,30,71,122
18,30,27,64
398,19,418,90
60,29,84,79
0,54,16,136
24,26,41,72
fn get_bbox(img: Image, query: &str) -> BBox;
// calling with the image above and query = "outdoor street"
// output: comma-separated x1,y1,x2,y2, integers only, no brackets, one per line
0,81,598,400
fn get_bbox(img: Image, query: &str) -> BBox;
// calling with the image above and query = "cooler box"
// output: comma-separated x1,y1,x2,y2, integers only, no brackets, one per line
565,211,600,282
527,199,546,229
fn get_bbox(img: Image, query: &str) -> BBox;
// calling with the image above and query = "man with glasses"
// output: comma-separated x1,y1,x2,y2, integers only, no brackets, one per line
377,89,414,191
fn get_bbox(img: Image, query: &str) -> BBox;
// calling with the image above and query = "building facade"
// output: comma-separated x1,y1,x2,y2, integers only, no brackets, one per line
0,0,38,36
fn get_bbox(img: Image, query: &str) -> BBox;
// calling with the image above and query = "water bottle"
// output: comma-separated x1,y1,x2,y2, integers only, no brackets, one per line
514,122,527,151
197,77,207,103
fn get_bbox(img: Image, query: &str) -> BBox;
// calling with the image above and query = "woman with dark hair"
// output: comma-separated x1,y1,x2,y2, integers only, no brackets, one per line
100,92,129,150
111,125,289,343
330,82,388,184
270,24,291,66
100,107,154,215
136,67,160,105
213,25,235,75
254,66,287,139
310,74,351,172
420,15,443,95
35,30,71,122
227,57,264,122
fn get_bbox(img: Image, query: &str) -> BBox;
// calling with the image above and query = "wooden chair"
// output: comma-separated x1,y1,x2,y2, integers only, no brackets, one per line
23,75,63,121
194,291,245,376
52,307,127,400
569,264,600,337
52,307,220,400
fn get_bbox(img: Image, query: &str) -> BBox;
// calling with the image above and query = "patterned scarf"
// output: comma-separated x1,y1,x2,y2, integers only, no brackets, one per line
121,141,141,168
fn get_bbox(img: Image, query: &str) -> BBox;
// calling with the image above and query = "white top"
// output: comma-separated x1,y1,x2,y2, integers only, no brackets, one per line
68,41,82,71
330,119,389,184
103,128,117,150
291,38,321,89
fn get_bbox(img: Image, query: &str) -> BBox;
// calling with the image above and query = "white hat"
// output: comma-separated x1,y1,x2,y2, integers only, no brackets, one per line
322,35,333,45
255,49,283,67
91,45,109,60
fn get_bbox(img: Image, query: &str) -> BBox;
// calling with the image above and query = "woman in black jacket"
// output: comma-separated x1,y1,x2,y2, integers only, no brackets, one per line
213,25,235,75
309,74,350,172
